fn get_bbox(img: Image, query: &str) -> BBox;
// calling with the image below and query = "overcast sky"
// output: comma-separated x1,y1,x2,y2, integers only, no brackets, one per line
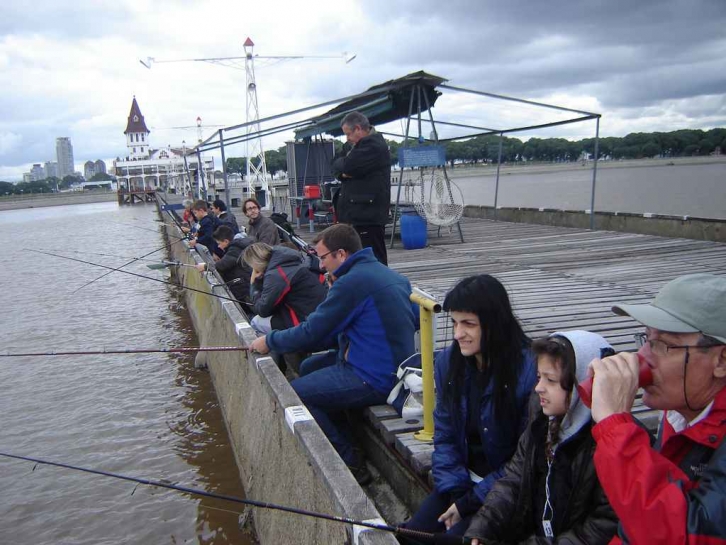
1,0,725,180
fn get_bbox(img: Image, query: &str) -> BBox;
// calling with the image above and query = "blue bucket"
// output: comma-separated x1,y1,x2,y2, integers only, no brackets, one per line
400,213,427,250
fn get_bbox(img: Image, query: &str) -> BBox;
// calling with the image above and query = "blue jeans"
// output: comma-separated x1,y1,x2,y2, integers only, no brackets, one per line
291,351,388,467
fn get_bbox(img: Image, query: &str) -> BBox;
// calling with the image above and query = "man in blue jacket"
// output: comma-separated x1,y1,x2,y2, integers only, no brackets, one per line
250,224,416,484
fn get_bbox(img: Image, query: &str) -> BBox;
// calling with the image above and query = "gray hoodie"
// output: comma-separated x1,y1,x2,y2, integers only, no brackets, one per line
549,330,613,449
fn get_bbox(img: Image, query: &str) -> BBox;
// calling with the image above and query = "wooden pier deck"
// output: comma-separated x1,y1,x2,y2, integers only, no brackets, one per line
298,216,726,487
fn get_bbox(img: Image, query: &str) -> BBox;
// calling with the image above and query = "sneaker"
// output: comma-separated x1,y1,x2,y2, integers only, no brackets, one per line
348,463,373,486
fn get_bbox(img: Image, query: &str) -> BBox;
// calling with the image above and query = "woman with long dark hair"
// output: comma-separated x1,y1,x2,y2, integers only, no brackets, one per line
402,274,536,538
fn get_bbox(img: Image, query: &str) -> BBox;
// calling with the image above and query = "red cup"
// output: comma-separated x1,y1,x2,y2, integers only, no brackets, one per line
577,353,654,409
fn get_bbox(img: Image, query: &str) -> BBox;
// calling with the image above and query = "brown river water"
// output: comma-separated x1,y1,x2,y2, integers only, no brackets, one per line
0,202,252,544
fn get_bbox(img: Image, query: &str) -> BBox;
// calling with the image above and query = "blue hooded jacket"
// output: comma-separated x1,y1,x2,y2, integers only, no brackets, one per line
266,248,416,393
432,344,537,507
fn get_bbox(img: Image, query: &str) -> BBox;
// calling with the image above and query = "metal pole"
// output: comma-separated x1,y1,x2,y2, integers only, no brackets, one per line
390,86,417,249
409,292,441,443
494,133,503,219
182,150,192,198
196,149,207,201
589,117,601,230
219,129,230,209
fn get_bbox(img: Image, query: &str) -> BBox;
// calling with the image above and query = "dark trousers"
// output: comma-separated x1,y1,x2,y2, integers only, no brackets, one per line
291,351,388,467
354,224,388,266
400,489,473,542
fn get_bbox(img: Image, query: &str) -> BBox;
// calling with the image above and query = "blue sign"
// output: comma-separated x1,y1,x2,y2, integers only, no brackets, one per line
398,145,446,168
161,203,185,211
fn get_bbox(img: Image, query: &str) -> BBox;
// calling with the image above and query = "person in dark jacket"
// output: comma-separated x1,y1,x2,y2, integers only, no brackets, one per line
243,198,280,246
195,225,252,303
465,330,618,545
242,242,326,335
188,199,221,257
331,111,391,265
249,224,416,484
211,199,240,235
401,274,536,539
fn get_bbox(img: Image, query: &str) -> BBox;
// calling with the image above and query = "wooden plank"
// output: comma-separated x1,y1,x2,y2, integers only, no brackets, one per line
379,416,424,445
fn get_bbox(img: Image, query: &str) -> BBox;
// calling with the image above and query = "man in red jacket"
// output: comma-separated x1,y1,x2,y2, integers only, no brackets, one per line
589,273,726,544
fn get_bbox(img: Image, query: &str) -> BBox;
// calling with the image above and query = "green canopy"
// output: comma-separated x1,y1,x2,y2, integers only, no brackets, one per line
294,71,447,139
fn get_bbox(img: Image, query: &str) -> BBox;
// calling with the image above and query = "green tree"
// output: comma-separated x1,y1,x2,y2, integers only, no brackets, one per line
641,141,662,158
90,172,113,181
225,157,247,174
61,174,84,189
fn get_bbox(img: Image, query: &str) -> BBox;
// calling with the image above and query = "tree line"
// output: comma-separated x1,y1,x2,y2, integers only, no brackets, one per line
0,173,113,195
224,127,725,175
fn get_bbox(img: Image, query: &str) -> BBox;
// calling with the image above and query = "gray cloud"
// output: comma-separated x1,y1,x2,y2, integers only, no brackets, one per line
1,0,725,178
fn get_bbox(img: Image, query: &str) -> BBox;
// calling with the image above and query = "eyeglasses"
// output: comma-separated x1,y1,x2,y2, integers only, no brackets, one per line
244,206,259,212
633,332,723,357
316,249,339,260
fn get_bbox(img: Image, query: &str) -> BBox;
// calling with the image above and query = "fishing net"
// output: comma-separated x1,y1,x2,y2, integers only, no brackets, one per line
411,168,464,227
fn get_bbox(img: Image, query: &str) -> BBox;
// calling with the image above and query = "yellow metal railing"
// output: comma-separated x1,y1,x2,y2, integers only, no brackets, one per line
409,291,442,442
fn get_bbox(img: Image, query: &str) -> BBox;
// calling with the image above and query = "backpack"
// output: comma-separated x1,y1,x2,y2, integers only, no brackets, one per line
270,212,295,237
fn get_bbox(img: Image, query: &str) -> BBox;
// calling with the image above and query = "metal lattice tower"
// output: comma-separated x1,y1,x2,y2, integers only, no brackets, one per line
243,38,269,200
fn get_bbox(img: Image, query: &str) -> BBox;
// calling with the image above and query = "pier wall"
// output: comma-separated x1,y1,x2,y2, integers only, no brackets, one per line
157,200,394,545
464,205,726,243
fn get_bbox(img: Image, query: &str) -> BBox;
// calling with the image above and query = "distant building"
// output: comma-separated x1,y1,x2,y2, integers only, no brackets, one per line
114,97,214,195
30,164,45,181
22,173,32,183
124,97,150,161
56,137,75,179
84,160,96,180
84,159,108,179
44,161,58,179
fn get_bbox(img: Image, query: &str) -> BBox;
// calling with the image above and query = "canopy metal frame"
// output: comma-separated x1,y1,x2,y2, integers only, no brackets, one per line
193,71,602,237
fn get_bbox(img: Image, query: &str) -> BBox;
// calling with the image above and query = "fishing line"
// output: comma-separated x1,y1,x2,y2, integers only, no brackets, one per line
0,451,471,545
69,233,189,295
35,248,179,264
0,345,249,358
29,249,242,304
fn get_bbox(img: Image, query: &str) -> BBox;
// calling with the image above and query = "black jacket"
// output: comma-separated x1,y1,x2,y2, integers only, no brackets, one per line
250,246,326,331
465,412,617,545
212,237,253,302
331,131,391,226
218,211,240,235
196,214,221,257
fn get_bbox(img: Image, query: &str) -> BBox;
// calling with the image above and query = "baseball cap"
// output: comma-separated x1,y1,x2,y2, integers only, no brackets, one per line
612,273,726,344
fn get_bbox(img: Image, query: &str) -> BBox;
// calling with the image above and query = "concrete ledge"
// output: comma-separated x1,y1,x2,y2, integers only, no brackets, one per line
156,201,395,544
464,205,726,243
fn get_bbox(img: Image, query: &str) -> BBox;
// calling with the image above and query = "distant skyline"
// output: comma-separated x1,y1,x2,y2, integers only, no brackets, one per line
1,0,725,181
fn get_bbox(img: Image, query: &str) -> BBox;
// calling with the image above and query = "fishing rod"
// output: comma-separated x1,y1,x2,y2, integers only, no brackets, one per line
0,451,471,545
70,231,190,295
146,260,201,270
30,249,242,304
36,248,183,265
0,345,248,358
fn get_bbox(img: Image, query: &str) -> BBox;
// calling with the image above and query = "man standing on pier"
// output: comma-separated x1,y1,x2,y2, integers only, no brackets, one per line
249,224,415,484
588,273,726,544
332,111,391,265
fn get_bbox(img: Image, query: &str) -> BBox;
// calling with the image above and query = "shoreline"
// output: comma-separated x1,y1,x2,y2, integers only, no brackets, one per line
0,192,117,211
442,155,726,179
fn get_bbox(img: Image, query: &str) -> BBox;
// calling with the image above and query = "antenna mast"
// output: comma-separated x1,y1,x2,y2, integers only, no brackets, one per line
243,38,268,204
